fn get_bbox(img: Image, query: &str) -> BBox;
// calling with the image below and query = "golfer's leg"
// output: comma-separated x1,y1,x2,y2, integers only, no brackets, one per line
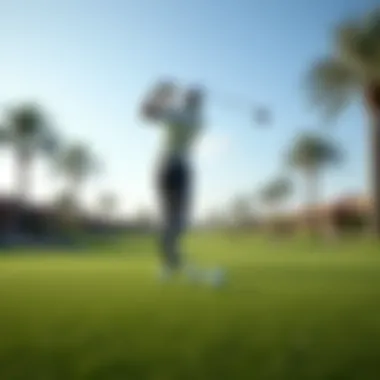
160,194,176,270
160,186,182,270
162,195,182,270
168,164,190,270
157,162,174,271
159,159,188,272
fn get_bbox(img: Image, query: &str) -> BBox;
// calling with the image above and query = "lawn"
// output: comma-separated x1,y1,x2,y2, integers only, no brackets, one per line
0,233,380,379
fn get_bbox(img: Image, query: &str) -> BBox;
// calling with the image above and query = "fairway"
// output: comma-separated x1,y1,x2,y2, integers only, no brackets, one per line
1,234,380,379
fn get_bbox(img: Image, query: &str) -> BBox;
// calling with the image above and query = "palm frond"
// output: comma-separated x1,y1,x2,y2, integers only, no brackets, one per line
306,8,380,122
3,103,62,157
7,103,46,137
288,132,342,170
337,16,380,81
306,58,358,121
260,177,292,203
58,143,98,181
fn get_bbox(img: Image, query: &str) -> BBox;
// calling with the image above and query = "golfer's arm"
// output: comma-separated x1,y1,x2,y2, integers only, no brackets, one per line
140,83,174,122
139,96,164,121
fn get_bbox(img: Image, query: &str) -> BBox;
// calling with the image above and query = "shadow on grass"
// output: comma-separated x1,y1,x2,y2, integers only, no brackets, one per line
0,232,157,257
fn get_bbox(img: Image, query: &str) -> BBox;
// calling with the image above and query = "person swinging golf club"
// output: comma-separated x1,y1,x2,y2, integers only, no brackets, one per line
140,81,225,285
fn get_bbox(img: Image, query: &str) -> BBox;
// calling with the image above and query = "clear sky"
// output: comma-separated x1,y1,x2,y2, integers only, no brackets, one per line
0,0,378,220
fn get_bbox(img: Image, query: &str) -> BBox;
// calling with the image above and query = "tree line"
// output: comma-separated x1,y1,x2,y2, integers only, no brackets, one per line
2,8,380,239
225,8,380,238
0,102,118,233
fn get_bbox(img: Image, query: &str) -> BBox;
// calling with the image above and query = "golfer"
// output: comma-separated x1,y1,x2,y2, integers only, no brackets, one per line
140,82,203,279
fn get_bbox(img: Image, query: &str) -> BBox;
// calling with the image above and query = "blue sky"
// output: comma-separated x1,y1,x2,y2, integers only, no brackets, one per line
0,0,377,220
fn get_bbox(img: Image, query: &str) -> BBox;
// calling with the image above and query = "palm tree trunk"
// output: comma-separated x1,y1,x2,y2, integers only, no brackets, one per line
13,149,32,234
16,151,31,203
67,179,79,214
370,113,380,237
365,84,380,238
67,177,83,234
305,168,319,237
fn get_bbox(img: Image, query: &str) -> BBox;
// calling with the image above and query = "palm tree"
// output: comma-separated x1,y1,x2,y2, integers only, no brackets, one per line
306,8,380,236
259,177,292,233
0,103,59,202
260,176,292,214
287,132,341,234
56,143,99,213
0,103,59,234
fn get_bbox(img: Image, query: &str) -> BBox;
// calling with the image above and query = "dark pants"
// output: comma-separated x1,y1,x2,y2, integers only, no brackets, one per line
157,156,191,270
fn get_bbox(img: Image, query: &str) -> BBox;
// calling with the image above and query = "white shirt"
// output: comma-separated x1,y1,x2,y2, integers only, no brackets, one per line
157,106,202,160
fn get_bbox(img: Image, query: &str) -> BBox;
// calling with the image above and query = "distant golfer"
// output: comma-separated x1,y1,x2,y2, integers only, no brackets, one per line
140,82,203,279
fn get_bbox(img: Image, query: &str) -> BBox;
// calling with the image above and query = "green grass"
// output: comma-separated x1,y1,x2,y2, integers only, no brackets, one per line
0,233,380,379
